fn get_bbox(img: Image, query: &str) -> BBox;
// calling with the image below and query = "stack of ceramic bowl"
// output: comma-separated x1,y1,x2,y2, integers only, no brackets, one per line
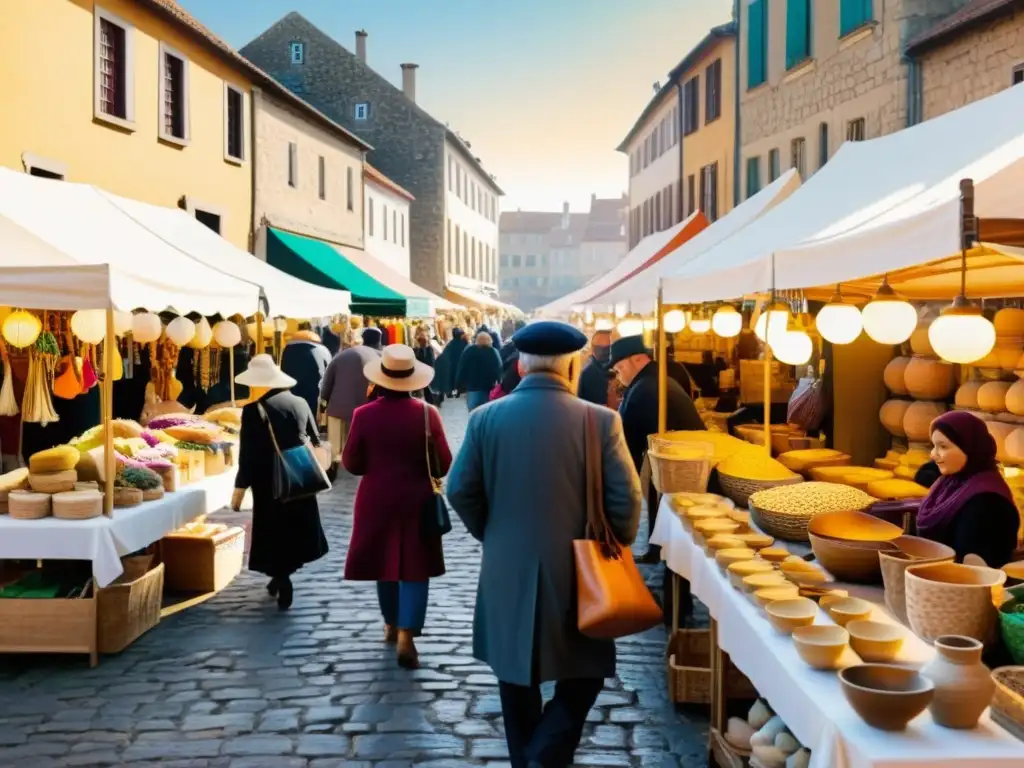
807,510,904,584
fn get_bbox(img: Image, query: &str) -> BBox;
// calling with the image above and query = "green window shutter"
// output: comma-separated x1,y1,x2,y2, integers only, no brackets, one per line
786,0,811,69
747,0,768,89
840,0,872,37
746,157,761,199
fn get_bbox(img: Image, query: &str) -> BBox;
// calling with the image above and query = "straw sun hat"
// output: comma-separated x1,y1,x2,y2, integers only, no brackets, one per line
364,344,435,392
234,354,297,389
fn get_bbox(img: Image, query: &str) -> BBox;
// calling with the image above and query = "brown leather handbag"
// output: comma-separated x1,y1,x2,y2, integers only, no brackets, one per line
573,409,663,639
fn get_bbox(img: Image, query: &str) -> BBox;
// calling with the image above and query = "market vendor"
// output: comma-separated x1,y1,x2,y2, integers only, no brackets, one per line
915,411,1019,568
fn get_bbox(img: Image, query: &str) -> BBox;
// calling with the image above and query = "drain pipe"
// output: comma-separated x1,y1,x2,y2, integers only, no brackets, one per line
250,86,261,255
676,79,685,220
733,0,742,207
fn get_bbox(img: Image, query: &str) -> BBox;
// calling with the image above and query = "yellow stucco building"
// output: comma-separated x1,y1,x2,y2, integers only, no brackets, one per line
0,0,349,252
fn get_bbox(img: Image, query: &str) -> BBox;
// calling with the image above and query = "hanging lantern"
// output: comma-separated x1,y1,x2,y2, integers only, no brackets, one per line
689,311,711,335
2,310,41,349
815,286,863,345
862,277,916,345
213,320,242,348
69,310,106,344
642,317,657,333
772,330,814,365
711,305,742,338
594,317,615,332
166,316,196,346
189,317,213,349
132,312,162,343
928,299,996,364
113,310,133,337
616,315,644,338
583,308,594,325
662,309,687,334
754,302,790,345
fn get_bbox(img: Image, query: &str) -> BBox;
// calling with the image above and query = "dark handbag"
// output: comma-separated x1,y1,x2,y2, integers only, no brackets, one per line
257,403,331,503
420,403,452,538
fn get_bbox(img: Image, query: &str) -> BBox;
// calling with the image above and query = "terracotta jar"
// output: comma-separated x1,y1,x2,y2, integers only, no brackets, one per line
920,635,995,729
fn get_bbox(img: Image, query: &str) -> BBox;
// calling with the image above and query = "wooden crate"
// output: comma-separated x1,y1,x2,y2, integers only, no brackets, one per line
666,629,757,705
161,526,245,593
97,557,164,654
0,586,97,667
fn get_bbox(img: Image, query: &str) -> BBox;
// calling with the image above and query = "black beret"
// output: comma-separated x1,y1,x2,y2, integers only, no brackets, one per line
511,321,587,356
361,327,383,346
608,335,651,367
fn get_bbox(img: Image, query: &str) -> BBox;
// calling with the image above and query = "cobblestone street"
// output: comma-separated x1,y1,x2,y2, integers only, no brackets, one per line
0,401,708,767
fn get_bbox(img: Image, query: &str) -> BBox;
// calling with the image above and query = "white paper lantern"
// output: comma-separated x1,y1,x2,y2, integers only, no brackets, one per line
689,316,711,335
862,279,917,345
815,302,863,345
772,330,813,365
662,309,687,334
166,316,196,346
711,306,742,338
213,320,241,348
617,317,644,338
754,305,790,345
2,310,41,349
928,303,997,364
189,317,213,349
131,312,162,344
113,310,133,337
70,310,106,344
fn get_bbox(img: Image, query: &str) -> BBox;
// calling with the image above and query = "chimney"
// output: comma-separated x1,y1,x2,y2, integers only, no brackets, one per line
561,202,570,229
355,30,367,63
401,63,419,103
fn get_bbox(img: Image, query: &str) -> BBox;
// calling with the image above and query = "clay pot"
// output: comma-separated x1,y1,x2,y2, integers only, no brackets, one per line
839,664,934,731
920,635,995,729
879,537,956,624
905,562,1007,647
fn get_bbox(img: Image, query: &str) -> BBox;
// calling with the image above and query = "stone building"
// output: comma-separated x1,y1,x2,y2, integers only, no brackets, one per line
363,163,414,279
905,0,1024,121
738,0,978,199
240,13,502,299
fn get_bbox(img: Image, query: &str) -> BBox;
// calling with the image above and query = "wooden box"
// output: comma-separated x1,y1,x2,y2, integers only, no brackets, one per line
0,584,98,667
204,448,226,477
97,557,164,654
175,450,205,485
161,526,245,593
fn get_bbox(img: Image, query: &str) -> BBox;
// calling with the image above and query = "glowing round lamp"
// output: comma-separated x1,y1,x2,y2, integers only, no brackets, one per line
2,310,41,349
166,316,196,346
927,298,996,364
132,312,162,343
189,317,213,349
772,330,813,365
662,309,687,333
815,299,863,345
711,306,742,338
642,317,657,333
689,316,711,335
70,310,106,344
113,310,133,337
754,304,790,345
213,320,242,348
862,280,916,345
617,317,644,338
594,317,615,332
583,308,594,325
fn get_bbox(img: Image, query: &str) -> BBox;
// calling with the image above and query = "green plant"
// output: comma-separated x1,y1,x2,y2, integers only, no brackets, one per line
174,440,213,453
116,466,163,490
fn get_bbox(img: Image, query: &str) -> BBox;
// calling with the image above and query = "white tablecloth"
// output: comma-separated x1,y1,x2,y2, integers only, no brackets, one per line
0,471,237,587
652,501,1024,768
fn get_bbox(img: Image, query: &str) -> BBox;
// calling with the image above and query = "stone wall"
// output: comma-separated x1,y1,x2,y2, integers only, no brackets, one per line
241,13,449,295
919,9,1024,120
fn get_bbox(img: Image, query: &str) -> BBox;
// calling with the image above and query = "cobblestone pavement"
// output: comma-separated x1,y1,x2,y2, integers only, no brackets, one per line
0,400,708,767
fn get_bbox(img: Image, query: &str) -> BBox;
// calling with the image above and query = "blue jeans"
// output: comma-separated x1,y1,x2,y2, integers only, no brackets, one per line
467,390,489,411
376,581,430,631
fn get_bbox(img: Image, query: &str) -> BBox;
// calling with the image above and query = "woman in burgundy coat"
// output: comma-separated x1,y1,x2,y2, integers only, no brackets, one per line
342,344,453,669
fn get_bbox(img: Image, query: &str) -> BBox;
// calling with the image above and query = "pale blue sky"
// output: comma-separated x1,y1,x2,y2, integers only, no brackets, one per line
179,0,734,212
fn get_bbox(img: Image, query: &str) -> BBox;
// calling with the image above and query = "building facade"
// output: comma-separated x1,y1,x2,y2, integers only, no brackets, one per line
364,163,414,278
241,14,502,298
738,0,976,200
906,0,1024,121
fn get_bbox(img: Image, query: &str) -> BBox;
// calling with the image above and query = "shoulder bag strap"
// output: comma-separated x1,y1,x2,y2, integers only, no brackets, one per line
256,402,284,459
423,402,438,485
584,408,621,559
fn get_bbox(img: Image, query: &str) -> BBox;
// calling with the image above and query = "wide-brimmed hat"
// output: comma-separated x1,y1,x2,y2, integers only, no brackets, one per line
364,344,435,392
235,354,297,389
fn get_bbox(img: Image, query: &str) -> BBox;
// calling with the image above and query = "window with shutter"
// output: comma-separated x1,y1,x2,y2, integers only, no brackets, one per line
791,137,806,179
705,59,722,122
748,0,768,89
769,149,781,182
746,157,761,199
684,76,700,134
1013,64,1024,85
687,175,696,216
840,0,873,37
287,142,297,188
818,122,829,168
786,0,812,70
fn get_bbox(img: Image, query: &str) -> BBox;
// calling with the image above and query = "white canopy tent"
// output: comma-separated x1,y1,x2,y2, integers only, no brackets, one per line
0,169,261,315
100,190,351,320
658,83,1024,304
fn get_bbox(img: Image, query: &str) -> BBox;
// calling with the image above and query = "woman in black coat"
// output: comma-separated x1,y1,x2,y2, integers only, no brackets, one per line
413,329,438,405
231,355,329,610
437,328,468,397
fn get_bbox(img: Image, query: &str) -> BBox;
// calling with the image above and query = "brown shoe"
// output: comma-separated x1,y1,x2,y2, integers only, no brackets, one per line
396,630,419,669
384,624,398,645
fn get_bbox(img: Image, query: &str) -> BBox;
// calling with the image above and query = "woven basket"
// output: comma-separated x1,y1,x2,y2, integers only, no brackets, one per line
665,629,756,704
28,469,77,494
717,471,802,508
142,487,165,502
750,503,816,543
98,558,164,654
74,481,99,492
991,667,1024,742
52,490,103,520
650,451,711,495
8,491,52,520
112,487,143,508
156,465,179,493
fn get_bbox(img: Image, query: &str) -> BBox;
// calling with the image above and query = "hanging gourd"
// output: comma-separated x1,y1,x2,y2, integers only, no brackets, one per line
2,310,41,349
189,317,213,349
69,310,106,344
213,320,241,348
132,312,162,344
166,316,196,347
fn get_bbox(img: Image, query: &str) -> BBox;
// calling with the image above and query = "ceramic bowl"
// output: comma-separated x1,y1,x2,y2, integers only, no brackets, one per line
827,597,873,627
734,532,774,550
807,510,903,543
716,547,756,571
741,572,791,593
754,585,800,608
765,597,817,634
1002,560,1024,587
725,508,752,530
728,559,776,589
792,625,849,670
818,591,851,610
880,540,956,624
809,532,891,585
905,561,1007,647
838,664,934,731
707,535,746,554
781,560,833,587
683,507,726,532
693,519,741,544
846,620,905,663
893,535,957,561
758,547,791,563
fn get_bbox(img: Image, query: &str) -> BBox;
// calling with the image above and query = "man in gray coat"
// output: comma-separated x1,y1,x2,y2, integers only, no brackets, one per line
319,327,382,461
447,321,642,768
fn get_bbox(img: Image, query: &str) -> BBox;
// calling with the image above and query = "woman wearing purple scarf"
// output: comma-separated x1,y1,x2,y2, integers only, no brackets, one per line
915,411,1019,567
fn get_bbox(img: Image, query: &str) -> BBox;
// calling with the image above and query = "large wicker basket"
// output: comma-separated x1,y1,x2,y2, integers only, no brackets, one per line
98,557,164,654
8,491,51,520
991,667,1024,742
665,629,757,704
750,502,816,542
650,452,711,495
717,471,802,508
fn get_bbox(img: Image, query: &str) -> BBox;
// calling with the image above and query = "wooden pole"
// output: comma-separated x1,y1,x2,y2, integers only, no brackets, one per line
657,287,667,435
255,314,264,356
763,339,772,455
102,308,116,517
229,347,236,407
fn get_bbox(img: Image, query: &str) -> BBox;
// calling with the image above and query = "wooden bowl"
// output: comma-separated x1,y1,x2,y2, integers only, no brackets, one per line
809,533,890,584
754,585,800,608
728,559,775,589
742,572,791,593
846,620,905,663
893,535,957,562
793,625,849,670
758,547,791,563
827,597,873,627
781,561,833,587
765,597,817,634
734,532,774,550
839,664,934,731
716,548,755,571
819,592,851,610
807,510,903,543
1002,560,1024,587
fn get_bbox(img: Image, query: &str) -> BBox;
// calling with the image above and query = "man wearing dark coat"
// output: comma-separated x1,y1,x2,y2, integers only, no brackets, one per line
279,325,333,418
447,321,642,768
437,328,468,397
577,329,614,407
